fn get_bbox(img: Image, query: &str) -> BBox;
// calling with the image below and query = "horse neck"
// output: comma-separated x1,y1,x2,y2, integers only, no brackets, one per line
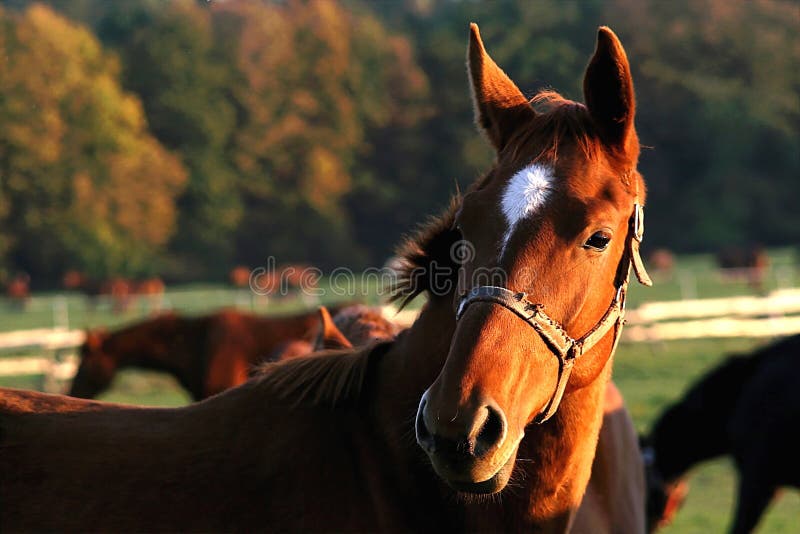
107,319,197,385
462,357,613,531
651,354,766,481
250,313,319,354
367,297,458,481
377,297,458,411
371,295,614,529
652,390,738,482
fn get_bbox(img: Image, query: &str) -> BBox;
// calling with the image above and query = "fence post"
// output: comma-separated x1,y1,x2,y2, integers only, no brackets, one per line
53,296,69,329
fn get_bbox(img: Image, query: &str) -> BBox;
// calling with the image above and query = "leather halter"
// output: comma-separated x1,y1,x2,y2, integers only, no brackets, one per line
455,201,652,424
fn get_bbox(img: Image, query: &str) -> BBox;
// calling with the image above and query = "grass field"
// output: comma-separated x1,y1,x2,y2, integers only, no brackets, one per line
1,249,799,531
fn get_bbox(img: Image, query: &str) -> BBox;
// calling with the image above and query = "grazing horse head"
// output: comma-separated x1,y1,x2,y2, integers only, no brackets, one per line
640,435,690,532
415,24,650,494
70,328,114,398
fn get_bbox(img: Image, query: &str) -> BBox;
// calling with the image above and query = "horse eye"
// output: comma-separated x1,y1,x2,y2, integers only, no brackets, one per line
584,231,611,251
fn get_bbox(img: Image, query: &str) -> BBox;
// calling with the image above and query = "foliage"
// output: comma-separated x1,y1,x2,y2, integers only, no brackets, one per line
211,0,430,269
0,0,797,284
605,0,800,251
0,4,186,280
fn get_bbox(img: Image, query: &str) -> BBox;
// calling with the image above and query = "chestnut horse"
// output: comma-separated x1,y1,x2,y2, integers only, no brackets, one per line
69,307,347,400
314,306,647,533
642,334,800,534
1,25,650,531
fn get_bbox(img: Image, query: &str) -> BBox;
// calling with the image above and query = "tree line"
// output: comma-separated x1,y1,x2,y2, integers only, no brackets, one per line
0,0,797,286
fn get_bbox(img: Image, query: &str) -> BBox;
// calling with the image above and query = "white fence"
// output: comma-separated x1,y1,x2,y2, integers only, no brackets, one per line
2,289,799,385
624,288,800,341
0,328,83,391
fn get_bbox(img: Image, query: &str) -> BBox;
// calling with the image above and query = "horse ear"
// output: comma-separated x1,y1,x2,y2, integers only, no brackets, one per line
84,328,106,350
316,306,352,350
583,27,638,157
468,23,536,153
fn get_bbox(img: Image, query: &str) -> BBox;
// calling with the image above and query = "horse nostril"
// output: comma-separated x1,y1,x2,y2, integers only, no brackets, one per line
475,403,506,454
415,398,435,453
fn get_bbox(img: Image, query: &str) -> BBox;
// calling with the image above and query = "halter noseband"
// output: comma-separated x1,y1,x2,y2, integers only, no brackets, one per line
455,201,652,424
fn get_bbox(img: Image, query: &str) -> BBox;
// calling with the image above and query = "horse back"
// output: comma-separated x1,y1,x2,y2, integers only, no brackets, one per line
0,386,280,531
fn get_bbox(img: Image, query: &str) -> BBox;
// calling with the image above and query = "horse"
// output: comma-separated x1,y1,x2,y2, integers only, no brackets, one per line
68,307,348,401
264,304,398,360
62,272,134,313
315,307,647,533
229,265,252,288
642,334,800,534
1,24,651,531
134,277,166,312
715,244,770,291
315,304,399,350
647,248,675,280
3,272,30,309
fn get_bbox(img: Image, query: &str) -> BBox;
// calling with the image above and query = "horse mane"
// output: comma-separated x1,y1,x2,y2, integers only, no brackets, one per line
390,195,462,309
255,341,392,407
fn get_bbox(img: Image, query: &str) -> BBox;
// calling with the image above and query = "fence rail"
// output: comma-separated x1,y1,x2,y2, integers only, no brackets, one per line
2,288,799,384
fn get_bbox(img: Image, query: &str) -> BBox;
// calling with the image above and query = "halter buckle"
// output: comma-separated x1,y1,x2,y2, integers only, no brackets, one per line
633,203,645,243
614,285,625,305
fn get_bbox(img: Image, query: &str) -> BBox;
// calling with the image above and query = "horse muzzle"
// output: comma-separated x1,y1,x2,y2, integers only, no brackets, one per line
415,389,518,494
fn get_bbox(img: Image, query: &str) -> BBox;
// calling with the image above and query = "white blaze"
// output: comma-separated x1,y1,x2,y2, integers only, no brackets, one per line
500,163,555,257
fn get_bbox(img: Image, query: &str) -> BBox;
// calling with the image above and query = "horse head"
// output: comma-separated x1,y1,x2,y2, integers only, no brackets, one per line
415,24,650,494
69,328,115,398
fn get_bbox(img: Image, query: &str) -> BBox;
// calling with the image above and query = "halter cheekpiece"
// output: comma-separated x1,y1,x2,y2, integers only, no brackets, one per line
455,201,652,424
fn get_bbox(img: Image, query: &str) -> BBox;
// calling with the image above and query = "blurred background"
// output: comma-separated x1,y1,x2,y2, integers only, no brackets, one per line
0,1,798,531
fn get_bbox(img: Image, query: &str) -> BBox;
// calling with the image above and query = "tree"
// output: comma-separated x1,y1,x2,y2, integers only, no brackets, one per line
211,0,430,268
107,0,241,279
605,0,800,250
0,4,186,281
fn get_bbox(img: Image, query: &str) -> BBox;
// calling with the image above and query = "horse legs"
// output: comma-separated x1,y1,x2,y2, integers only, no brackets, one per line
729,472,775,534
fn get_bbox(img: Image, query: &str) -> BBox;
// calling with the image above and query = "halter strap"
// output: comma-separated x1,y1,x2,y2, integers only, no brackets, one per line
455,201,651,423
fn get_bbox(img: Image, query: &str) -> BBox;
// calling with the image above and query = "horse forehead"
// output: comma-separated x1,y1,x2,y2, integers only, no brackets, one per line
499,158,619,223
501,163,556,223
498,163,555,254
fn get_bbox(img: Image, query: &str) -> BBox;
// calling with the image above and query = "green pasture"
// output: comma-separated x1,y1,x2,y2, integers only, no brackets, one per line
1,249,799,531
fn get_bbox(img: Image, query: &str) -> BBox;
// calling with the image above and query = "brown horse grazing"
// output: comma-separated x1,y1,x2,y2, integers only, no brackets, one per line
1,25,651,531
69,307,344,400
642,334,800,534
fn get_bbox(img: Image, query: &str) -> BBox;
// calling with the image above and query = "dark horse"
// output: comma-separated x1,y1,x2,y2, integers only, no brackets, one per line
643,334,800,534
1,25,651,531
69,307,347,400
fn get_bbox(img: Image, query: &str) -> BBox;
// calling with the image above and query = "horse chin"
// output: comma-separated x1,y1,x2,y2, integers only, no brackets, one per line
433,446,518,495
